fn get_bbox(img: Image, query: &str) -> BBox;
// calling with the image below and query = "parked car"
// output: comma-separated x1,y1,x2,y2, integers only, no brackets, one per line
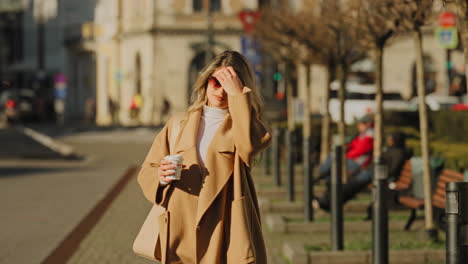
408,94,460,111
0,89,37,123
328,80,411,124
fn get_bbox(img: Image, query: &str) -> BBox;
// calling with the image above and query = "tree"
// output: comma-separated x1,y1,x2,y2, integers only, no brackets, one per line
354,0,402,162
320,1,367,182
255,8,309,202
396,0,437,237
256,2,367,183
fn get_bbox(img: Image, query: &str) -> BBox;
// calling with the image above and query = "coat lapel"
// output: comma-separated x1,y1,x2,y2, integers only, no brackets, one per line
174,110,201,155
196,113,235,224
173,110,203,193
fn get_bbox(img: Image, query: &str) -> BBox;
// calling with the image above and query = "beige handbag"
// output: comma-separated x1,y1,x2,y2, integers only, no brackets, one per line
133,114,183,262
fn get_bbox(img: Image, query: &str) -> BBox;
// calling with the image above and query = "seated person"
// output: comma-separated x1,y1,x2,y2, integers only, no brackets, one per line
318,114,374,183
314,131,410,211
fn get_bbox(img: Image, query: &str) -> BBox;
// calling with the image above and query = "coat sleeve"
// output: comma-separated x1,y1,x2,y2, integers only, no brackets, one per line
228,87,272,167
137,117,173,204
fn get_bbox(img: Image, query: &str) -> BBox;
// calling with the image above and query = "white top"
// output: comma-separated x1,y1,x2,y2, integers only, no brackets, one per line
196,105,228,167
160,105,227,186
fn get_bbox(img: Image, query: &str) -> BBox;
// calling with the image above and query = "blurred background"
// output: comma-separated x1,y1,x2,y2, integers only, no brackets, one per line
0,0,466,126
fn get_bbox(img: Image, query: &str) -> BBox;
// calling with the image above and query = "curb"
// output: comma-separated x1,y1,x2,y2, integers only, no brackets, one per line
260,198,371,214
18,125,82,159
283,240,445,264
265,213,424,233
283,241,308,264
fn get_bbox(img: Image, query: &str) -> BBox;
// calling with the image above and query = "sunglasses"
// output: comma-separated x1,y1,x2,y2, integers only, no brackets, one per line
208,77,222,88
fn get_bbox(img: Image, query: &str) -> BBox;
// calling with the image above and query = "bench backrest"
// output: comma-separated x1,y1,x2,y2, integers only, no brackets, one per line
395,160,412,191
432,169,465,209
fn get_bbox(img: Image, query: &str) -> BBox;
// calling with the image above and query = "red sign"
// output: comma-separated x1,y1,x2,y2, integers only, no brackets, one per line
239,10,261,34
275,91,285,100
439,11,456,27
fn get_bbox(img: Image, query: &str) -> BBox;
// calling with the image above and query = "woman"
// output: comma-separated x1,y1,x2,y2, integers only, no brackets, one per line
137,51,271,264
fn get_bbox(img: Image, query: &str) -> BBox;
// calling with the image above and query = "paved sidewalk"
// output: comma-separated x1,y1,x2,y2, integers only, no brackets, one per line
67,172,156,264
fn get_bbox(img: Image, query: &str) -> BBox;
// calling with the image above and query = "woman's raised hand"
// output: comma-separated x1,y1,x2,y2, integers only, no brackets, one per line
212,66,243,96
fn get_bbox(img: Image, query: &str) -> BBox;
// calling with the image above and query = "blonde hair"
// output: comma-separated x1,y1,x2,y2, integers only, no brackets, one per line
187,50,265,121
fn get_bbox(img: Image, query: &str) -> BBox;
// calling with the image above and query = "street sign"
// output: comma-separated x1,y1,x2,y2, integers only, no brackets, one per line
239,10,261,34
435,26,458,49
439,11,456,28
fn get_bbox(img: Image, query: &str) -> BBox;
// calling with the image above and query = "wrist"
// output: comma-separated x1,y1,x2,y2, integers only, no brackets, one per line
159,179,170,186
228,86,251,96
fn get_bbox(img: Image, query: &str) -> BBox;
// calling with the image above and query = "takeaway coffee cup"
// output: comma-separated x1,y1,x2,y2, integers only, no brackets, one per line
164,155,184,180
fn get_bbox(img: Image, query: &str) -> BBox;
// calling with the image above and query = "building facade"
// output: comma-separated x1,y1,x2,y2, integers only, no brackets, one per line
17,0,464,126
91,0,268,126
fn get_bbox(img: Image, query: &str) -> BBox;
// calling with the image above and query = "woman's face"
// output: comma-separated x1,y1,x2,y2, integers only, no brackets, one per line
206,76,228,108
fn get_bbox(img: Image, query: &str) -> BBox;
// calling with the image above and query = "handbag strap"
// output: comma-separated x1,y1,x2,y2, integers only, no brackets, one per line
169,113,185,155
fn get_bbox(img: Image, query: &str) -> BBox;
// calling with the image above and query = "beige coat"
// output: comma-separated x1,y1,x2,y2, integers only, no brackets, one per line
137,90,271,264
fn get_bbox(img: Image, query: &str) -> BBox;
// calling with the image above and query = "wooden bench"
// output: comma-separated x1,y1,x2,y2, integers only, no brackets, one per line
365,160,413,219
391,159,413,191
367,160,413,190
398,169,464,230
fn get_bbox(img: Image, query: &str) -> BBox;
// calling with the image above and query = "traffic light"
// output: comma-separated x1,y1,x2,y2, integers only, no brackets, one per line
273,71,284,100
273,72,283,81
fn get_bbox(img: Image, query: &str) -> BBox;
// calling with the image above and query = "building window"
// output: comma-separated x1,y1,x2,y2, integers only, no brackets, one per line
258,0,268,9
210,0,221,12
193,0,221,12
193,0,202,12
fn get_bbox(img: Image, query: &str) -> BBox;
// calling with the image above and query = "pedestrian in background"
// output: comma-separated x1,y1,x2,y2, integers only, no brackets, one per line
130,93,143,122
313,131,410,211
450,64,467,100
84,97,95,124
136,51,271,263
317,114,375,183
160,97,171,124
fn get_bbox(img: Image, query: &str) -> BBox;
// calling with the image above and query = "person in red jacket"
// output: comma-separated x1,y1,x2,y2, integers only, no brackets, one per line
318,114,374,182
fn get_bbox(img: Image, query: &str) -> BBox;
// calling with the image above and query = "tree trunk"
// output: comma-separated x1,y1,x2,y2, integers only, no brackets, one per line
373,44,384,162
337,63,348,183
414,29,435,231
320,65,333,163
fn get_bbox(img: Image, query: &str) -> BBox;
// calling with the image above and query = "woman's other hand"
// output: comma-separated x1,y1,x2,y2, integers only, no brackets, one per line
212,66,243,96
159,159,177,184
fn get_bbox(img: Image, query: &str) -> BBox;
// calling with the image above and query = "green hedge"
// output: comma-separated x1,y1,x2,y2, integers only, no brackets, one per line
269,110,468,170
431,110,468,143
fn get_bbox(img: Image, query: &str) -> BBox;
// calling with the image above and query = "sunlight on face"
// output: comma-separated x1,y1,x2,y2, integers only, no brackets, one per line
206,77,228,108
